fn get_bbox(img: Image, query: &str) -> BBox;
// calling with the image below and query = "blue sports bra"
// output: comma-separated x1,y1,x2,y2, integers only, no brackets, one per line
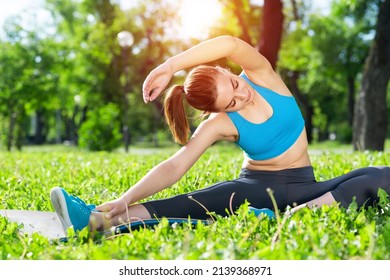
227,73,305,160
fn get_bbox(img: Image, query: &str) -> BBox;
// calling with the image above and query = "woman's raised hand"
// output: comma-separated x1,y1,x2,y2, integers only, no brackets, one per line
142,61,174,103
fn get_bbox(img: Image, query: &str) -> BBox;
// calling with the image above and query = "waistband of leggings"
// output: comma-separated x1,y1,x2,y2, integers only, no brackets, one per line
239,166,314,180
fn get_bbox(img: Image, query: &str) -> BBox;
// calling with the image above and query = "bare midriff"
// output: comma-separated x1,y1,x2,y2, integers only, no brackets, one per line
242,129,311,171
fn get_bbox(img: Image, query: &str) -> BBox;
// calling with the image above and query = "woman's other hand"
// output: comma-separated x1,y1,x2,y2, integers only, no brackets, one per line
95,196,128,220
142,61,173,103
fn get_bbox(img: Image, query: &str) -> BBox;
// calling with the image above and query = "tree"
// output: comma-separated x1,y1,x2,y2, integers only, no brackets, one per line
220,0,253,44
257,0,284,69
221,0,284,69
45,0,184,147
0,15,61,150
353,0,390,151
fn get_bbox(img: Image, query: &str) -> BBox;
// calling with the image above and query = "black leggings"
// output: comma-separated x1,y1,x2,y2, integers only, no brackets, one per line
143,166,390,220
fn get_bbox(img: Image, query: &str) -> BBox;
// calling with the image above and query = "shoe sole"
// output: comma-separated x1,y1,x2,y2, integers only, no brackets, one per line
50,187,73,232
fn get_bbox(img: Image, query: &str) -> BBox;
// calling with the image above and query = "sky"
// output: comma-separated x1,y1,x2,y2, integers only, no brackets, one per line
0,0,45,26
0,0,50,37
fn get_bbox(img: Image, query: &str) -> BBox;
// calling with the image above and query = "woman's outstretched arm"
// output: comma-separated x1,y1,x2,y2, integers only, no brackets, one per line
165,35,271,74
96,114,228,218
142,35,273,103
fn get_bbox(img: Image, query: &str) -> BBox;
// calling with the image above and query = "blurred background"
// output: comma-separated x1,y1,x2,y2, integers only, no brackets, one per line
0,0,389,152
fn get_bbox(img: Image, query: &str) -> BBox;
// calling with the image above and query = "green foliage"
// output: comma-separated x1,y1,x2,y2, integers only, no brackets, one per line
278,0,373,142
78,103,122,151
0,0,385,149
0,145,389,260
0,0,187,149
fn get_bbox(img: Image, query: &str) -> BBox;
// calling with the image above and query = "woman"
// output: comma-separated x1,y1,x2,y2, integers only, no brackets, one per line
50,36,390,232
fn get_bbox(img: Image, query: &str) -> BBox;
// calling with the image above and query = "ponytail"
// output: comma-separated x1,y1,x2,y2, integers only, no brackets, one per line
163,65,222,145
164,85,190,145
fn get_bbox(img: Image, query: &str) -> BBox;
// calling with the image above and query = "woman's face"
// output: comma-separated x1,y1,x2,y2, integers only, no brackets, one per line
214,72,255,112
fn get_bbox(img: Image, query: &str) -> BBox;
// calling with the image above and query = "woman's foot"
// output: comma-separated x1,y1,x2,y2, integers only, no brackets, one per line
248,206,275,219
50,187,96,232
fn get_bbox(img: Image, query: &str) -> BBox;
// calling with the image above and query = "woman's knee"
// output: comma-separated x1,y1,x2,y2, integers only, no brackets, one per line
372,166,390,188
351,166,390,195
359,166,390,195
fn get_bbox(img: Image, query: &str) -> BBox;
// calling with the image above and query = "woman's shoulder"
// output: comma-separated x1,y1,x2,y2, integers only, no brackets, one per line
207,112,233,124
200,113,238,141
241,70,293,97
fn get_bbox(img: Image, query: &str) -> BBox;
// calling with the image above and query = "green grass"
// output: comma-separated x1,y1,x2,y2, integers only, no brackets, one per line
0,143,389,260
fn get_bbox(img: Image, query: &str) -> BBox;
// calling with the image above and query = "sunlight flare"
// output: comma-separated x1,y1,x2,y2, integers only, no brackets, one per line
178,0,223,39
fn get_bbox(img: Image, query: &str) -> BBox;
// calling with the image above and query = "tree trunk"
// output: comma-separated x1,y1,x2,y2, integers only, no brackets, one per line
7,112,16,151
35,109,46,145
257,0,284,69
347,75,355,126
70,105,80,145
353,0,390,151
229,0,252,44
15,106,26,151
289,71,314,143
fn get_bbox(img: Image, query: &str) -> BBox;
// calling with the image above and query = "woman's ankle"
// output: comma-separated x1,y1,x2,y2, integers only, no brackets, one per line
89,212,110,231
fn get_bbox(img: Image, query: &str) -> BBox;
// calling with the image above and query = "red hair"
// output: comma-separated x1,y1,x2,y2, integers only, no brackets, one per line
164,65,223,145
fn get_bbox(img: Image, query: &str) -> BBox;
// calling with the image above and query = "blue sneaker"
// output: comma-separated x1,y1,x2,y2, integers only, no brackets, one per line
50,187,96,232
248,206,275,219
